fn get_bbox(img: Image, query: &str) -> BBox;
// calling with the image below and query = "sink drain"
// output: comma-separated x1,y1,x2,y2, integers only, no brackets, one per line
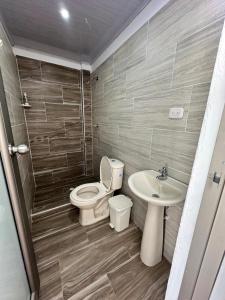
152,193,160,198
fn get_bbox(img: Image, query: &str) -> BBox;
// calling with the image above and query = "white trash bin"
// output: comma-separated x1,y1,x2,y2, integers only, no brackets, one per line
108,195,133,232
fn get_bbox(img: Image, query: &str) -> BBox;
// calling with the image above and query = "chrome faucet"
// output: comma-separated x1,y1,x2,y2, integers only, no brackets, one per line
156,165,168,180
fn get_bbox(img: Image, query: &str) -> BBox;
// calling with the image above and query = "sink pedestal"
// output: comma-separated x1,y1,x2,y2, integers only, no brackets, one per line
140,203,164,267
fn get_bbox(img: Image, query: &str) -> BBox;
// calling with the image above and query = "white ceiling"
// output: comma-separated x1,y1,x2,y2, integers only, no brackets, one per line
0,0,151,63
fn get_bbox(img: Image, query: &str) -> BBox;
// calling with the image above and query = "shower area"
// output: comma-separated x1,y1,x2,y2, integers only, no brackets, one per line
16,56,94,213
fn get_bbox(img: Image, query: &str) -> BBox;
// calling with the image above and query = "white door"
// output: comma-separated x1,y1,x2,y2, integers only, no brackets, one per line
192,180,225,299
179,106,225,299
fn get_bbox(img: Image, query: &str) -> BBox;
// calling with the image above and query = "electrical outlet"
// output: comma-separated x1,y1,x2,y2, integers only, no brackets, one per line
169,107,184,119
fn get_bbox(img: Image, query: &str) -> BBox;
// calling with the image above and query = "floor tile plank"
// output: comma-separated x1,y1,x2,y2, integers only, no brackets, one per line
67,275,117,300
34,224,88,265
38,260,63,300
108,255,170,300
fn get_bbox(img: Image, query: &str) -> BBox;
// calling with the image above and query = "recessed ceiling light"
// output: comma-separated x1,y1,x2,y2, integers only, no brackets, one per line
60,8,70,20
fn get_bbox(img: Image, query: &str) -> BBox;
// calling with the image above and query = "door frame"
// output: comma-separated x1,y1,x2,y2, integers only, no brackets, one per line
166,20,225,300
0,71,39,299
178,105,225,299
192,177,225,299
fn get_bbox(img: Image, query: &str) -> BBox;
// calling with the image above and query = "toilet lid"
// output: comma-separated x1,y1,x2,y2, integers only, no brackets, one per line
100,156,112,192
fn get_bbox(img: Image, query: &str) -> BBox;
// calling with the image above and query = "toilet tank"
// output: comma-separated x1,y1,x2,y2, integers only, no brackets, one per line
110,159,124,190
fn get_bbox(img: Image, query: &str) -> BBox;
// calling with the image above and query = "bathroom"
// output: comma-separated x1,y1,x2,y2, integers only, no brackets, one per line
1,0,225,299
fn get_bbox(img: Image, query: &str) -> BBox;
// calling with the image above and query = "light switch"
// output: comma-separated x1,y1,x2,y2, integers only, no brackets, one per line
169,107,184,119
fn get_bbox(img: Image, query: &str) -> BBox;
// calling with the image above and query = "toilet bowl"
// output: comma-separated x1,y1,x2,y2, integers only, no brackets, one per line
70,156,124,226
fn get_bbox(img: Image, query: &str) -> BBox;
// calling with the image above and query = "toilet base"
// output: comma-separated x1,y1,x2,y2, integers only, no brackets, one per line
78,193,113,226
79,207,109,226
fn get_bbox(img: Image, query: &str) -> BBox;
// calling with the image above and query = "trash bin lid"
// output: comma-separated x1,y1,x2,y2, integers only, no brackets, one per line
108,195,133,212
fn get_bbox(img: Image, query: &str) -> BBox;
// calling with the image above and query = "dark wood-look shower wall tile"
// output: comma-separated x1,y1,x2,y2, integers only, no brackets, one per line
28,121,66,139
33,193,66,211
50,137,82,153
25,109,47,122
46,103,81,121
67,152,84,166
84,103,92,112
85,130,92,139
52,165,85,185
43,97,63,104
34,171,54,188
86,152,93,162
85,136,92,143
17,56,42,80
84,95,91,104
32,153,68,172
62,86,81,104
41,62,80,86
65,120,83,137
86,161,93,175
35,183,67,199
30,137,50,157
20,79,63,99
34,185,67,209
84,111,92,122
83,70,91,86
26,99,45,110
33,176,96,211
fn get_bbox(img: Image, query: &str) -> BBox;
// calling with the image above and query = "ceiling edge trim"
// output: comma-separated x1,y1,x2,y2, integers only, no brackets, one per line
13,46,92,71
91,0,170,72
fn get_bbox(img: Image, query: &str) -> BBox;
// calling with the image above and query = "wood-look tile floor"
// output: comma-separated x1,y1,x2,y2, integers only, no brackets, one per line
32,206,170,300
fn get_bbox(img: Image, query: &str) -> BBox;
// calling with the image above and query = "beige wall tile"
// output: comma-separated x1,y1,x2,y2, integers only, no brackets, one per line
172,20,223,88
92,0,225,262
186,83,211,132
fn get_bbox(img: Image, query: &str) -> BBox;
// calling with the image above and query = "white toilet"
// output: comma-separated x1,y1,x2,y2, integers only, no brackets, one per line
70,156,124,226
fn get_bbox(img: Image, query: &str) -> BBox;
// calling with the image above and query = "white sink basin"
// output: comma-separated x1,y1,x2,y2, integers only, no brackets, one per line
128,170,187,267
128,170,186,206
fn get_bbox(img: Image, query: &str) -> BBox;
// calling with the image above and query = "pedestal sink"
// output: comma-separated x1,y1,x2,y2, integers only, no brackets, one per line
128,170,187,267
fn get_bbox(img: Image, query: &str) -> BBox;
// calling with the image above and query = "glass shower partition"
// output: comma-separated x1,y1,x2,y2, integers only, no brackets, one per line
0,159,30,300
0,70,39,299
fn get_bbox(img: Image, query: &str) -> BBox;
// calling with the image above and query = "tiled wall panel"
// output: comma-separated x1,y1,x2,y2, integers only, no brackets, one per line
17,57,93,211
92,0,225,262
0,23,35,223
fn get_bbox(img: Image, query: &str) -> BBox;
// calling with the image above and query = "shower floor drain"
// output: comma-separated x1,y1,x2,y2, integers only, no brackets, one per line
152,193,160,198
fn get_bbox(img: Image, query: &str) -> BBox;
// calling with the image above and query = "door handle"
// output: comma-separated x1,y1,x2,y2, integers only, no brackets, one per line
8,144,29,156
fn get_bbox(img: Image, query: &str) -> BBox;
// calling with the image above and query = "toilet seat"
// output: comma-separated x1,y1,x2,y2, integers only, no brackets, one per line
100,156,112,191
70,157,113,208
70,182,109,208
